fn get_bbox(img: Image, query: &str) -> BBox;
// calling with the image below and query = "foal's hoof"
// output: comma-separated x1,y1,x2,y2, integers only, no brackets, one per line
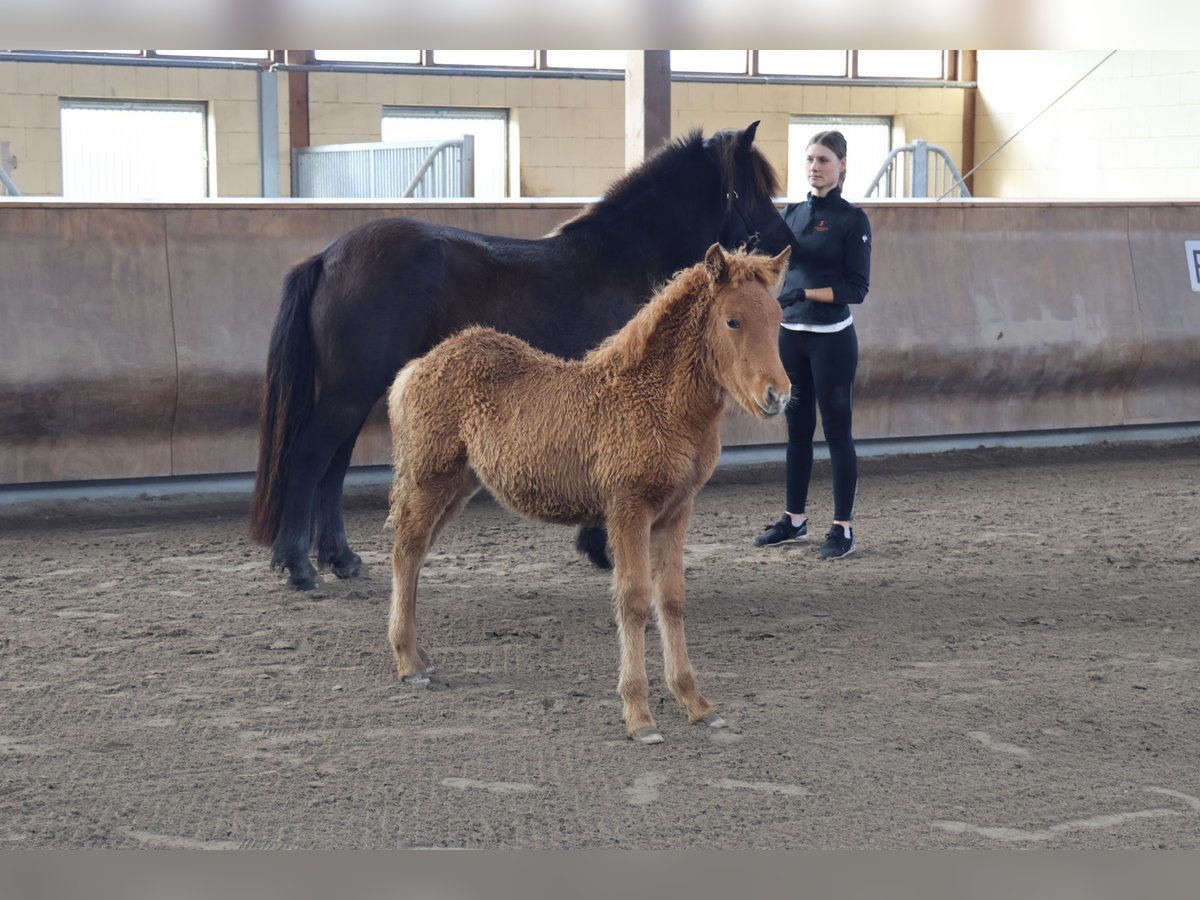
630,726,664,745
400,661,436,685
698,711,727,729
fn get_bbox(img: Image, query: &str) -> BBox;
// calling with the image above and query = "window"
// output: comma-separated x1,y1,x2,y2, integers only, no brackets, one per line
788,116,892,202
60,100,209,200
856,50,944,79
671,50,748,74
759,51,848,77
430,51,535,68
314,50,421,64
383,108,508,199
545,50,625,70
154,50,269,61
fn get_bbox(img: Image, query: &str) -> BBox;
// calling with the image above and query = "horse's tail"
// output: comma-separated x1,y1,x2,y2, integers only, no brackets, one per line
249,254,325,545
384,361,420,529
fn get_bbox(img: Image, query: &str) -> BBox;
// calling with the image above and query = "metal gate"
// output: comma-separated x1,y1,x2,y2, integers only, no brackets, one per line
864,140,970,199
292,136,475,199
1,141,19,196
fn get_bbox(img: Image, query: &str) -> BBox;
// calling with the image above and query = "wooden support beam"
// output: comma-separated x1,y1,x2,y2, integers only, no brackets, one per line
960,50,977,196
625,51,671,170
284,50,310,154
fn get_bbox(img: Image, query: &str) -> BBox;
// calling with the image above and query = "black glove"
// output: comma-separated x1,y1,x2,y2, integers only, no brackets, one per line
778,287,806,309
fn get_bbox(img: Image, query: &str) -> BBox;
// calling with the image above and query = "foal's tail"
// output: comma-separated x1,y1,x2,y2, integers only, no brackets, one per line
249,254,325,545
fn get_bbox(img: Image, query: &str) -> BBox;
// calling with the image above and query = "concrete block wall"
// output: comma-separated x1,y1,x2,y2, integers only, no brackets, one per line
4,59,966,201
0,60,291,197
306,71,966,200
974,50,1200,198
7,52,1200,202
673,81,966,198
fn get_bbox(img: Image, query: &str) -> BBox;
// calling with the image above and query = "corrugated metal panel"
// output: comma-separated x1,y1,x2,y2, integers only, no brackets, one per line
293,139,473,199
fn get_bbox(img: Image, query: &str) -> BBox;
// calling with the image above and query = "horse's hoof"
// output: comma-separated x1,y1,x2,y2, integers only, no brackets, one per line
698,712,726,729
272,551,316,590
287,568,317,591
631,726,664,745
575,526,613,571
330,551,363,579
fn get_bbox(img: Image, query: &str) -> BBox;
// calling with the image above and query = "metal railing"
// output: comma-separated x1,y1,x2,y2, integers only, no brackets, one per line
292,136,474,199
1,141,20,196
864,140,970,199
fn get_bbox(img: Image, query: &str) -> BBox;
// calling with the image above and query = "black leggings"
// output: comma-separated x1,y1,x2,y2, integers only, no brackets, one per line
779,324,858,521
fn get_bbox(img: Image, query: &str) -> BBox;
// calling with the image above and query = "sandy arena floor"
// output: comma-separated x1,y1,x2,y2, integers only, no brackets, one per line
1,440,1198,848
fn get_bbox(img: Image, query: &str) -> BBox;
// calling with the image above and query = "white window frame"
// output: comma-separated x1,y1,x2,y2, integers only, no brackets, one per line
60,99,210,200
788,115,893,202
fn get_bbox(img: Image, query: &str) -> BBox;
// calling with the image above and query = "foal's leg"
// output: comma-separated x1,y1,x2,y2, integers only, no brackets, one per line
388,472,479,682
651,500,722,728
607,511,660,743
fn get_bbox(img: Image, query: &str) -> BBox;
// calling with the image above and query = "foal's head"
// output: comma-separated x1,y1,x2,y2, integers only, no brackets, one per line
703,244,792,418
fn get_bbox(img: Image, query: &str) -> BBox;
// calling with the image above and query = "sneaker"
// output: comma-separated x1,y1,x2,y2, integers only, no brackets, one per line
818,524,857,560
754,514,808,546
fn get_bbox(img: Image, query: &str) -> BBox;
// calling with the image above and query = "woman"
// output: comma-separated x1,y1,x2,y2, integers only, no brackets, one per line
754,130,871,560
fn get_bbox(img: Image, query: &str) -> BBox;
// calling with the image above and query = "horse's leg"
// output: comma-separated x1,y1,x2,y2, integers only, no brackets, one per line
314,421,368,579
607,511,660,744
650,500,722,729
272,396,371,591
388,471,479,682
269,428,327,591
575,525,612,570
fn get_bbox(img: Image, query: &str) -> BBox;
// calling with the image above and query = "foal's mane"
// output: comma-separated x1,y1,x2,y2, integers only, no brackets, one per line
589,249,770,372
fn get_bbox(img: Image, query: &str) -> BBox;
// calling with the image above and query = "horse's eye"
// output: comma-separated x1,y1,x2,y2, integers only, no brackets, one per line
726,318,741,330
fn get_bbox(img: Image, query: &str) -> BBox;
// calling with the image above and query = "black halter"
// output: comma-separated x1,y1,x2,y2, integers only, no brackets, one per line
721,189,801,257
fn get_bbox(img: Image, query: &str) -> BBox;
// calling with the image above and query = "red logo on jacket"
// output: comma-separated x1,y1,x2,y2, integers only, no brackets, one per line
815,218,829,232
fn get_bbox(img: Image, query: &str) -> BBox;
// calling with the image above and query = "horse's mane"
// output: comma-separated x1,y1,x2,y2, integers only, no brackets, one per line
549,129,709,237
589,248,770,372
707,126,782,205
549,126,782,237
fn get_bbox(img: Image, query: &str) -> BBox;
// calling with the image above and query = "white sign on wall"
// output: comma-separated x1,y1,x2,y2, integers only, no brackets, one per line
1187,240,1200,292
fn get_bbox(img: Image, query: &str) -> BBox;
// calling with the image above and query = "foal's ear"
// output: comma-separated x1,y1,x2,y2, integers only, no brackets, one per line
768,246,791,296
704,242,729,284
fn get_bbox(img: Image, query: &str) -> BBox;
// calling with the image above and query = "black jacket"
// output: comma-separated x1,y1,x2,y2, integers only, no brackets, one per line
778,187,871,328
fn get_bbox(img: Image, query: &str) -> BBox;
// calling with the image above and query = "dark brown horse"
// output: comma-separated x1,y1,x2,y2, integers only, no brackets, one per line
386,244,792,742
251,121,795,590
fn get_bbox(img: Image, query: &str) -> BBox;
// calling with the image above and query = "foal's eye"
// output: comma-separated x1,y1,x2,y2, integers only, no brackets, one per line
726,318,741,330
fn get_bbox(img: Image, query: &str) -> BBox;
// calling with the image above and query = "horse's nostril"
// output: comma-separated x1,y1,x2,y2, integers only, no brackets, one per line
766,386,778,405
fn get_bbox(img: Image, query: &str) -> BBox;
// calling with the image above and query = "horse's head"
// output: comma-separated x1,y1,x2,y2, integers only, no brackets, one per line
703,243,792,418
707,121,798,258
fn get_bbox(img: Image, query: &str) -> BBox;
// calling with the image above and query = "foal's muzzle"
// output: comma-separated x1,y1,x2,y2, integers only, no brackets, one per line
757,384,789,417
